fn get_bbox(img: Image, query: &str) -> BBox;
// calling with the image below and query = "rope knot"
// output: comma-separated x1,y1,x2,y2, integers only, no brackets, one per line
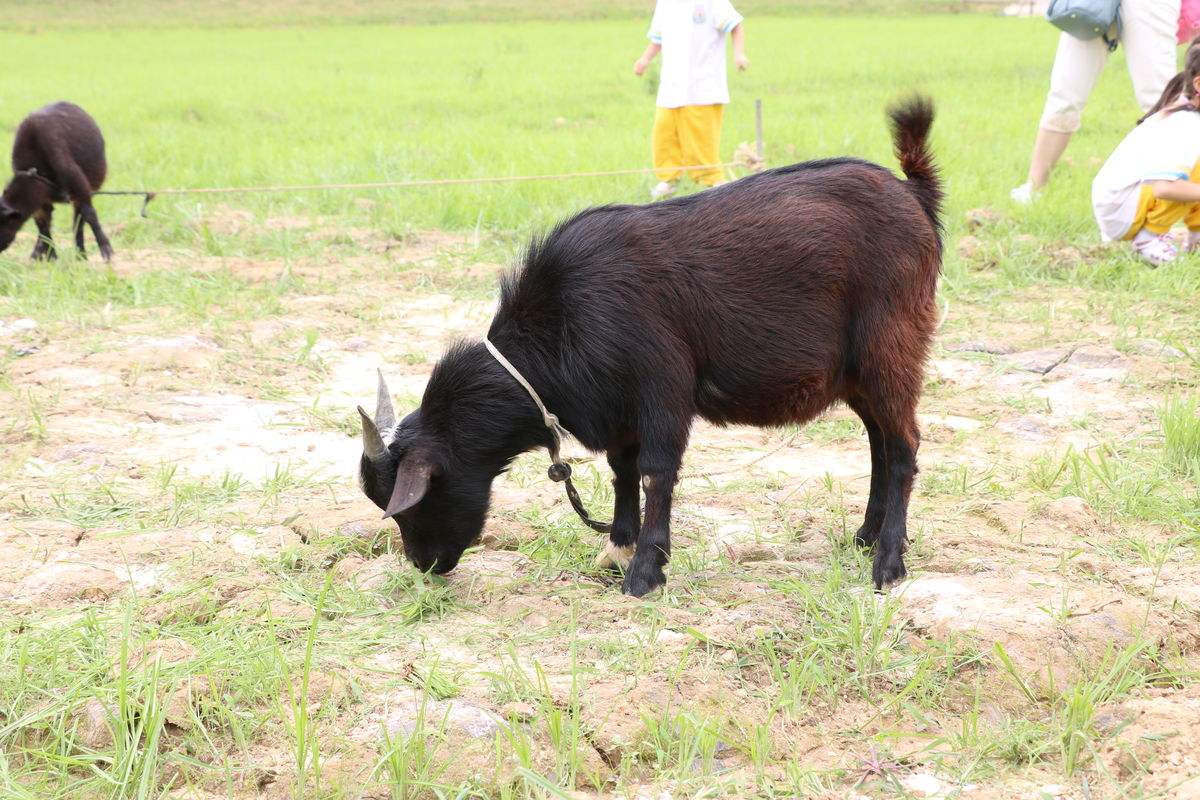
547,462,571,483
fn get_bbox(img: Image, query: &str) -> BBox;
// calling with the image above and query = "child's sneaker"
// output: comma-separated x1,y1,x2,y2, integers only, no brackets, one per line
650,181,675,200
1132,229,1178,266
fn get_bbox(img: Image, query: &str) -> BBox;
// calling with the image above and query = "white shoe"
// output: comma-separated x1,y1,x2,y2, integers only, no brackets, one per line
650,181,675,200
1132,229,1178,266
1010,182,1035,204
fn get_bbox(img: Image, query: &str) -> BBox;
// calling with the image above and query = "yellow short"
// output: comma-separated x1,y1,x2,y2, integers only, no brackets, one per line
652,104,725,186
1124,183,1200,239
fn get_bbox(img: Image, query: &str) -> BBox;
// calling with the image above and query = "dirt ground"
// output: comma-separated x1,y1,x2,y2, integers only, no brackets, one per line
1,221,1198,799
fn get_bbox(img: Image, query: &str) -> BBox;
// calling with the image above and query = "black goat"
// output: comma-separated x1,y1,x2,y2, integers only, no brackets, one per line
0,102,113,261
360,96,943,597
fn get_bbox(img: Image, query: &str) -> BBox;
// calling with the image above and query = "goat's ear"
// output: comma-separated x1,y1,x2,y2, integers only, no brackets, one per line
384,455,435,518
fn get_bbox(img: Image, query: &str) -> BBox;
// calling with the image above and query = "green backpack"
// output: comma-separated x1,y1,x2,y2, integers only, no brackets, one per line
1046,0,1121,51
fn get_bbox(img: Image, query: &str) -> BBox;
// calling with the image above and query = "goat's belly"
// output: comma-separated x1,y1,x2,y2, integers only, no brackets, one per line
694,373,837,428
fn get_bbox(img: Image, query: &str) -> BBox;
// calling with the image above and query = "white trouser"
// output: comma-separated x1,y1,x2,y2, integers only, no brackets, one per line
1040,0,1181,133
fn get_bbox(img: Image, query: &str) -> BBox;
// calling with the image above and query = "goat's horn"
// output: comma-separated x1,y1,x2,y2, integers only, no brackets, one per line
375,369,396,430
359,405,387,462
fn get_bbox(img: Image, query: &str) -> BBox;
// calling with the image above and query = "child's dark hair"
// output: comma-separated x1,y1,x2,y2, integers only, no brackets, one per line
1139,37,1200,124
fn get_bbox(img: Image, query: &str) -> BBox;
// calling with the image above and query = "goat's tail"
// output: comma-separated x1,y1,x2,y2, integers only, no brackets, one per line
887,95,943,239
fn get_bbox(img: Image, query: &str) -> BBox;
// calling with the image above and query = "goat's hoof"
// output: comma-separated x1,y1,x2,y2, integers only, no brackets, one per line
872,552,907,591
594,542,635,572
100,246,113,262
621,563,665,598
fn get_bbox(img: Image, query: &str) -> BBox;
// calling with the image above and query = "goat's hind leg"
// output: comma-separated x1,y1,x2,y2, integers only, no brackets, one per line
871,407,919,590
76,201,113,261
595,442,640,572
848,398,888,549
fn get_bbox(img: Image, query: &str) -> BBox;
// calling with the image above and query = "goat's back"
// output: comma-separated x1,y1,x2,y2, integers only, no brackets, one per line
498,158,941,427
11,102,107,193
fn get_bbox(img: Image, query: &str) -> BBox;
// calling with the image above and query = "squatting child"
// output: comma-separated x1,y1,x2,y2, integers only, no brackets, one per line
1093,38,1200,265
634,0,748,200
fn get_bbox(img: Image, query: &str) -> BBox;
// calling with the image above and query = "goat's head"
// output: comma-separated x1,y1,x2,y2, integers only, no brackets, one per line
0,197,26,254
0,172,47,254
357,370,489,575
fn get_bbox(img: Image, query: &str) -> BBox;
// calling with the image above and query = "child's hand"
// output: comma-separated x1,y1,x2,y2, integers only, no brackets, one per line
735,53,750,71
634,57,650,76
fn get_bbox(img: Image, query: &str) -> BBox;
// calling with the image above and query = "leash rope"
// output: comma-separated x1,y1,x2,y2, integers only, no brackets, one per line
14,159,753,219
483,338,612,535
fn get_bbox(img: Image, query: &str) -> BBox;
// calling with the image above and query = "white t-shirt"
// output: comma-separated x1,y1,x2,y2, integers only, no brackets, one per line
1092,107,1200,241
648,0,743,108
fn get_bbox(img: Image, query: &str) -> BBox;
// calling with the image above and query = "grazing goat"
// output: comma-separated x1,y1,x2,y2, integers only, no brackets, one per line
359,96,943,597
0,102,113,261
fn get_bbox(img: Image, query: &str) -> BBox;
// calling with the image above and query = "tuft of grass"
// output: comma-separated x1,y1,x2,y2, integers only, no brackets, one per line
1159,394,1200,478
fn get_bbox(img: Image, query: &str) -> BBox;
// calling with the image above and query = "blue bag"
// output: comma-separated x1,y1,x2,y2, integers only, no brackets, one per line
1046,0,1122,51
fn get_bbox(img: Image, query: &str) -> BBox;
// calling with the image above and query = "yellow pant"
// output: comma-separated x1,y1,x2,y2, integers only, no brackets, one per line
652,104,724,186
1125,183,1200,239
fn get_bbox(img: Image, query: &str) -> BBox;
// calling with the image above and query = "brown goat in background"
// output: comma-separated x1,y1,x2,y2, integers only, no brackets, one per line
0,102,113,261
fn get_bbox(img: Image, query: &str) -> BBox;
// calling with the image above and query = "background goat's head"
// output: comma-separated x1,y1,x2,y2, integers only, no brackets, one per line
357,370,491,575
0,174,49,253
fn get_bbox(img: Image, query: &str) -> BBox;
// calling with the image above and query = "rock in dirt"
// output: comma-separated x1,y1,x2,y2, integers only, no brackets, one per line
72,697,113,750
360,688,505,740
964,207,1001,230
17,562,123,603
947,340,1014,355
1128,338,1185,359
955,235,982,259
1005,346,1074,375
997,415,1053,441
293,670,351,712
1042,496,1097,531
165,676,211,729
117,638,198,677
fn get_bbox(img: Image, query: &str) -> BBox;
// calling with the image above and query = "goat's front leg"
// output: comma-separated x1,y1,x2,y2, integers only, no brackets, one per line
595,442,640,572
622,450,681,597
30,205,55,261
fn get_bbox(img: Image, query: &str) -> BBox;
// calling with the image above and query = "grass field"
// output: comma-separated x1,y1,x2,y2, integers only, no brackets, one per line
2,3,1200,799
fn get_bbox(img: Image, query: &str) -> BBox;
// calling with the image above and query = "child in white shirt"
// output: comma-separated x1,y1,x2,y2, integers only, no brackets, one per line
1093,38,1200,265
634,0,748,200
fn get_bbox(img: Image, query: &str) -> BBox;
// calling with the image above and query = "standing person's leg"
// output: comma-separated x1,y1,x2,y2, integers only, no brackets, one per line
1123,0,1182,112
679,103,725,186
1014,32,1109,201
652,107,684,198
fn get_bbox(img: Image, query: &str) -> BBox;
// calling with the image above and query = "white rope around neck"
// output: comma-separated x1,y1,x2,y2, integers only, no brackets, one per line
483,337,572,451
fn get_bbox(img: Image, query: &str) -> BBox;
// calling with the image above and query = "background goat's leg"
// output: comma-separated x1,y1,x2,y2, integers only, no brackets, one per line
78,202,113,261
31,205,55,261
72,205,86,256
848,398,888,549
597,441,641,571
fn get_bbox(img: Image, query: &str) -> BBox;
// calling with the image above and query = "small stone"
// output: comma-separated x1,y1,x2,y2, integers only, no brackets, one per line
722,542,779,563
294,671,350,712
1006,346,1074,375
73,697,113,750
500,701,537,722
1040,785,1066,798
948,340,1014,355
964,207,1001,230
900,772,945,797
343,336,369,352
1128,338,1185,359
956,235,982,259
165,676,211,729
